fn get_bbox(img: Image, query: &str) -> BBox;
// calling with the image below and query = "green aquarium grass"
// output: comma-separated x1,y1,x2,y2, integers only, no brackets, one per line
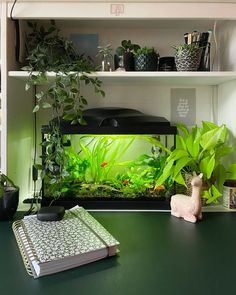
43,134,175,199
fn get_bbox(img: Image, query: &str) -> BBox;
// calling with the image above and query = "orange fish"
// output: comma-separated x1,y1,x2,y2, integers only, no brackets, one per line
154,185,165,192
100,161,108,167
150,185,165,193
122,180,129,185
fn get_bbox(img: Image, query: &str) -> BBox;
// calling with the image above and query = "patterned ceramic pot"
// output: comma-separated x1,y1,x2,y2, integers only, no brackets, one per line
134,53,158,71
175,48,202,71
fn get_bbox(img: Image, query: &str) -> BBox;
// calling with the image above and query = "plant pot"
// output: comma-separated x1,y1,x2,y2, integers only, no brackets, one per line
123,52,135,71
0,187,19,221
134,53,158,71
115,53,135,71
175,48,202,71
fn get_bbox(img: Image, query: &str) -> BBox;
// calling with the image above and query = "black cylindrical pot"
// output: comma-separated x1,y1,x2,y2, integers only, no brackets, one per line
114,52,135,71
134,53,158,71
0,187,19,221
158,56,176,71
123,52,135,71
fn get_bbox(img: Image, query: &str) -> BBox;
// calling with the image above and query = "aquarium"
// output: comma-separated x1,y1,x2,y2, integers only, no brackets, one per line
41,108,177,209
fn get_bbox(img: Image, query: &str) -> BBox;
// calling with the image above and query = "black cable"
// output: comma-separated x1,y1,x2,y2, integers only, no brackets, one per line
33,87,37,170
10,0,21,63
10,0,18,21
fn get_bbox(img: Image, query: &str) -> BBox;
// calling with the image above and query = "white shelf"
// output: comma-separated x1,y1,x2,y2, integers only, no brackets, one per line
7,2,236,20
8,71,236,86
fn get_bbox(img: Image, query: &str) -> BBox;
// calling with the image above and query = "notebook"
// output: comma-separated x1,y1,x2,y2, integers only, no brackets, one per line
12,206,119,278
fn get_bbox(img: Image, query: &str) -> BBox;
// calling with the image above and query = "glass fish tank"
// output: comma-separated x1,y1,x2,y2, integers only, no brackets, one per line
41,108,177,209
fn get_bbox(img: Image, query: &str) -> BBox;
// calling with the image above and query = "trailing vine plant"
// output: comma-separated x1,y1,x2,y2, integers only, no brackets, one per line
23,20,105,198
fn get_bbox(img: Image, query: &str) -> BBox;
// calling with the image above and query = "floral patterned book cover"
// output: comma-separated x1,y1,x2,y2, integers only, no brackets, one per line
12,206,119,278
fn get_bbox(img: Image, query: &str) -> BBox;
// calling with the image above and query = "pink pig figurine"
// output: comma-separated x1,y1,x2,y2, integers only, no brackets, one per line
170,173,203,223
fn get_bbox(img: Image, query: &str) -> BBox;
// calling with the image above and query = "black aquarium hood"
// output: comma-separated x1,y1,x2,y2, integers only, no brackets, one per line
42,107,177,135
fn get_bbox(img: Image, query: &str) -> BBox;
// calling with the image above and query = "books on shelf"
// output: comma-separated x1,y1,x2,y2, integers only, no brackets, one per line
12,206,119,278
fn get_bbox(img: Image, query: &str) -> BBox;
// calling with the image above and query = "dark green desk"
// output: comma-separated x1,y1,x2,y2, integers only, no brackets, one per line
0,212,235,295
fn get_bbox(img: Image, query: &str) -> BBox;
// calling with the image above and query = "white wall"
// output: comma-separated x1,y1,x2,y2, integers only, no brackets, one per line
6,18,232,208
218,20,236,71
217,20,236,165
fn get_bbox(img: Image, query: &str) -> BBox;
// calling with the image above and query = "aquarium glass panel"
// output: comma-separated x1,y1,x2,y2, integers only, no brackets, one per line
43,134,175,199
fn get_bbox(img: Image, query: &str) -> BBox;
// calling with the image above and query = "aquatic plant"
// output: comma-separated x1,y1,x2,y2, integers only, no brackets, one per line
44,134,175,198
78,135,135,183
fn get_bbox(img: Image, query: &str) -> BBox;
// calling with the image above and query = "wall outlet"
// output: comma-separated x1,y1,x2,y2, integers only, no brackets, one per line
171,88,196,126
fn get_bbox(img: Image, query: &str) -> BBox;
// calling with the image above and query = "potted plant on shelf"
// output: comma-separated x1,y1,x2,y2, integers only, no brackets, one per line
134,47,159,71
23,20,105,199
0,173,19,221
173,43,202,71
97,43,113,71
115,40,140,71
155,121,236,204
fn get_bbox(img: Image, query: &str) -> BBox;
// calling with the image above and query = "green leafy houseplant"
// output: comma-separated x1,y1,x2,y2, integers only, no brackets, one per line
172,43,200,52
173,43,202,71
115,40,140,71
135,47,158,56
116,40,140,56
155,121,236,204
0,173,19,221
134,47,159,71
97,44,113,71
23,20,105,198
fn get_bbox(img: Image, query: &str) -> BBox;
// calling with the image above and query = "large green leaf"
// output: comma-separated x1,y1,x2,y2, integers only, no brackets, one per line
215,145,233,160
205,185,222,204
200,125,225,151
176,134,187,151
227,164,236,179
142,136,171,154
174,172,186,187
168,149,189,161
186,133,200,158
199,154,215,179
214,164,226,188
173,156,192,178
155,159,175,186
202,121,218,132
177,123,189,138
219,124,228,143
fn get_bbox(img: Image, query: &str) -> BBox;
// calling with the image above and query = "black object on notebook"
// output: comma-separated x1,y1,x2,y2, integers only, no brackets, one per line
37,206,65,221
